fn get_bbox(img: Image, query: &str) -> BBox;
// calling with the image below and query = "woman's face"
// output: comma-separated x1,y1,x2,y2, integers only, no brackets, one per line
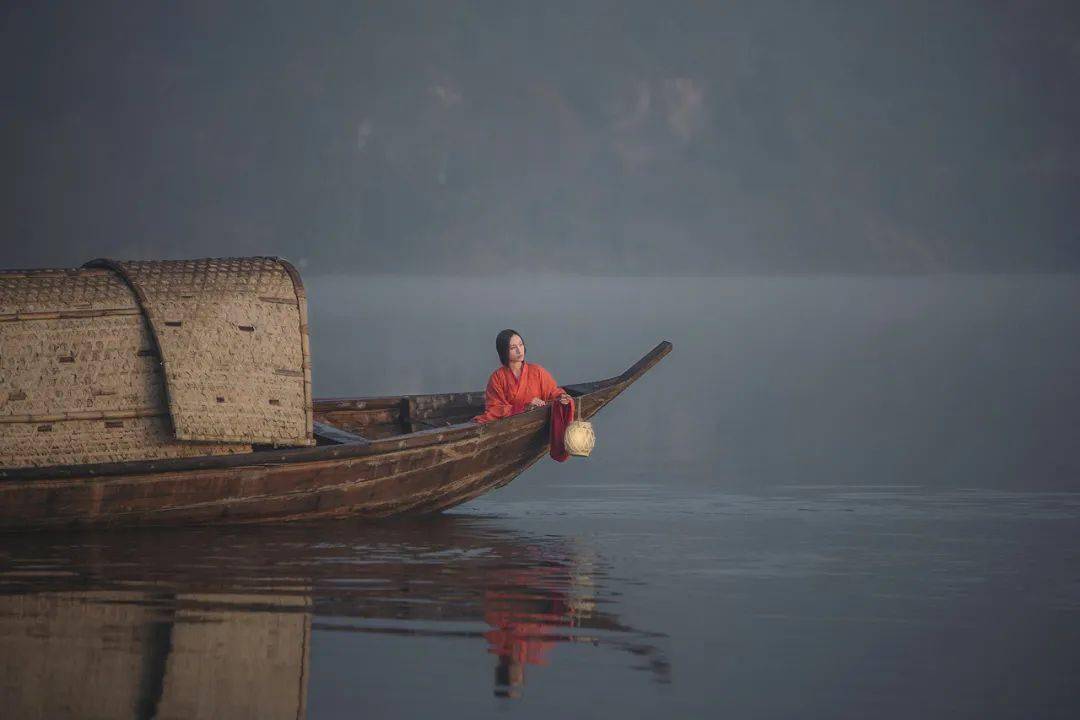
507,335,525,364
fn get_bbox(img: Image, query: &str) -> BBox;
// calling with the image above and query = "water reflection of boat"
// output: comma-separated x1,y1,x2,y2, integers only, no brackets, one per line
0,516,668,716
0,590,311,720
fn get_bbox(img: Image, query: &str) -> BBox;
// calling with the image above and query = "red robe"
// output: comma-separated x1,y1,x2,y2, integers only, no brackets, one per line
473,362,575,462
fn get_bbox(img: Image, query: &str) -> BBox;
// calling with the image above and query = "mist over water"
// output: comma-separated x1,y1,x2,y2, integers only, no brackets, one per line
3,274,1079,718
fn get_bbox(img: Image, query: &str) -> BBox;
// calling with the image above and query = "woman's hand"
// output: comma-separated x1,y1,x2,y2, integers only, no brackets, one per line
528,397,547,408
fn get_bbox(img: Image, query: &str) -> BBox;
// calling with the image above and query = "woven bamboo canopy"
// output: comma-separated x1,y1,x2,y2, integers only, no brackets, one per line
0,257,313,468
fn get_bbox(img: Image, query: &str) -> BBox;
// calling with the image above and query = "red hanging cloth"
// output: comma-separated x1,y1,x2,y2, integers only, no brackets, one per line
548,396,575,462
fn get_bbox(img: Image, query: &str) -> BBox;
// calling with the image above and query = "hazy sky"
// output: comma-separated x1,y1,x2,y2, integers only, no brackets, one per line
3,1,1079,274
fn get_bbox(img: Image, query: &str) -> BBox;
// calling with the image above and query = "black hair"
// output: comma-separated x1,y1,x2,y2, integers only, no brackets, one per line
495,328,525,366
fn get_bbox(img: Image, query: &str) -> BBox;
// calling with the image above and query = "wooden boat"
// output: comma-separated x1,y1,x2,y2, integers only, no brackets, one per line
0,341,671,531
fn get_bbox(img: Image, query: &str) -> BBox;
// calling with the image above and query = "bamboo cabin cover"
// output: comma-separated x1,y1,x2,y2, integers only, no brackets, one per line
0,257,314,469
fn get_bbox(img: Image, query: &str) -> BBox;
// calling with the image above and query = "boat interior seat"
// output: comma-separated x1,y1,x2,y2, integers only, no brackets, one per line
312,421,371,445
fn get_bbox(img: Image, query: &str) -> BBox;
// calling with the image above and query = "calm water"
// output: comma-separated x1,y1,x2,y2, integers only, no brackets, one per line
2,274,1079,718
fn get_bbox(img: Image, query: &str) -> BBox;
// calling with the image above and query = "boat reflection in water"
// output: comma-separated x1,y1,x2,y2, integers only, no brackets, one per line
0,516,668,717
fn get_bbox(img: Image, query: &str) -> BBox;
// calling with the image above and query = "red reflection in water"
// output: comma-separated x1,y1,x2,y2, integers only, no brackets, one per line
483,568,578,698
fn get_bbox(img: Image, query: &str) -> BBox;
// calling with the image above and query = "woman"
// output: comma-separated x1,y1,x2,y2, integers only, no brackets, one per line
472,329,571,424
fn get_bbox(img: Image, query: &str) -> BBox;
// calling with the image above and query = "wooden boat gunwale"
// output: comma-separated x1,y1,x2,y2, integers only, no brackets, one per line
0,341,672,482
